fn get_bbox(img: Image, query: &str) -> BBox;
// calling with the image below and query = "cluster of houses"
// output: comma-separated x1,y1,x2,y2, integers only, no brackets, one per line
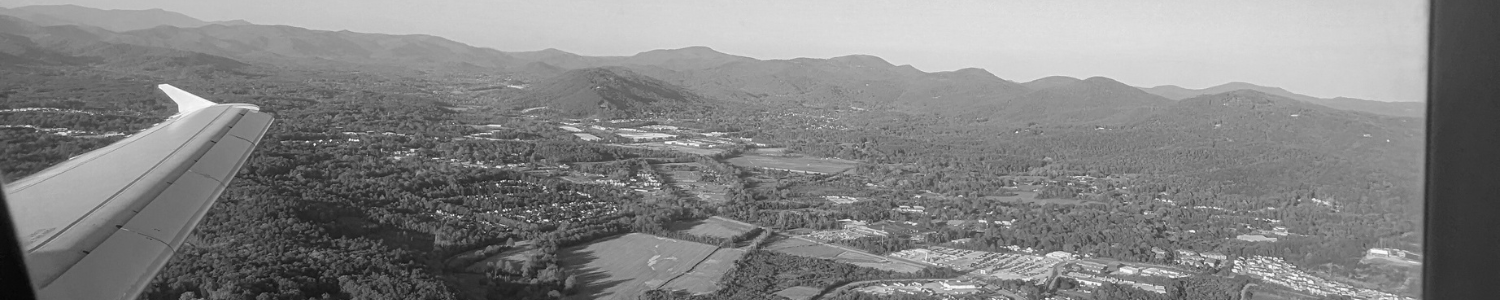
803,220,891,242
823,195,862,204
894,205,926,213
1064,271,1168,294
889,247,1061,283
856,280,985,297
486,201,621,226
663,138,735,148
0,124,126,137
1233,256,1413,300
1066,260,1187,279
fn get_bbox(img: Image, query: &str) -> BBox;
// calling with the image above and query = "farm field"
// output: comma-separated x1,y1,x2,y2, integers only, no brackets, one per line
560,233,722,300
659,248,747,294
764,234,927,273
749,147,788,155
726,154,859,174
616,132,677,141
665,216,759,238
610,142,725,156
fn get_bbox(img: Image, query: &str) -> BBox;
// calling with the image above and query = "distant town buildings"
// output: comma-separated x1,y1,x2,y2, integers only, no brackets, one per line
1046,251,1079,261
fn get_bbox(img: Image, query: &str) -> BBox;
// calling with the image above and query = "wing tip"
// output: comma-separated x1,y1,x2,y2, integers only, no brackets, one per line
158,84,217,114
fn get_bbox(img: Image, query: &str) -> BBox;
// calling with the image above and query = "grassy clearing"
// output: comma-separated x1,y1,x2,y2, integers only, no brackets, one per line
560,233,722,300
611,142,725,156
725,154,859,174
764,235,926,273
659,248,748,294
665,216,759,238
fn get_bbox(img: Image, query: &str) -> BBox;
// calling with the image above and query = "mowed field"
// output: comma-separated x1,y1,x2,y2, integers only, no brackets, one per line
726,154,859,174
764,235,927,273
659,248,746,294
665,216,758,238
561,234,721,300
611,142,725,156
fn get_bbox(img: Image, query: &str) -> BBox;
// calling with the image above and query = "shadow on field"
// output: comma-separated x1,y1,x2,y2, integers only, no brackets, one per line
560,235,631,300
663,218,708,232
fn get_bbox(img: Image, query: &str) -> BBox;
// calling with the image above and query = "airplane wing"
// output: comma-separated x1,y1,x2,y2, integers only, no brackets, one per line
1,84,274,299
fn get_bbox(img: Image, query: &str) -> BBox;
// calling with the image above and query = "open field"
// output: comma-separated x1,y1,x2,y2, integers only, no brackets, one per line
616,132,677,141
610,142,725,156
665,216,759,238
659,248,747,294
561,233,722,300
749,147,788,155
726,154,859,174
774,286,823,300
764,235,927,273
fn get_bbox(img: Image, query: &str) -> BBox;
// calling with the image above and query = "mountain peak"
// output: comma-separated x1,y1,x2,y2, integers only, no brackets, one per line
1082,76,1126,85
1022,76,1082,90
828,54,892,66
953,67,994,76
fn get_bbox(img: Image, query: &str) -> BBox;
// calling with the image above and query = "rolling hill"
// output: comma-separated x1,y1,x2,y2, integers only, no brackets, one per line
1021,76,1083,90
1140,82,1425,117
500,67,716,118
962,76,1172,126
1025,89,1423,208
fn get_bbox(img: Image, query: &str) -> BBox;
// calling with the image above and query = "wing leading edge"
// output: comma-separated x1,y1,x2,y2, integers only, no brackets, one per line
3,85,274,299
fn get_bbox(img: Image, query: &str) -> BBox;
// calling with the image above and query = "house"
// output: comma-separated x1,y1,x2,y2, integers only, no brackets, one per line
1151,247,1168,259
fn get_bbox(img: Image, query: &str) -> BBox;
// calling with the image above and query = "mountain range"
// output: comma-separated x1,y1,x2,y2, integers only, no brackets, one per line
0,5,251,32
0,4,1424,121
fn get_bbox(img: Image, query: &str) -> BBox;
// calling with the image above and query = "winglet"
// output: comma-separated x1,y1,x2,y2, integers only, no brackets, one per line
158,84,216,114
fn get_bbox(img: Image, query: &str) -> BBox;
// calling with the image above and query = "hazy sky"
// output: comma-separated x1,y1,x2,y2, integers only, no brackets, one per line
3,0,1427,102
